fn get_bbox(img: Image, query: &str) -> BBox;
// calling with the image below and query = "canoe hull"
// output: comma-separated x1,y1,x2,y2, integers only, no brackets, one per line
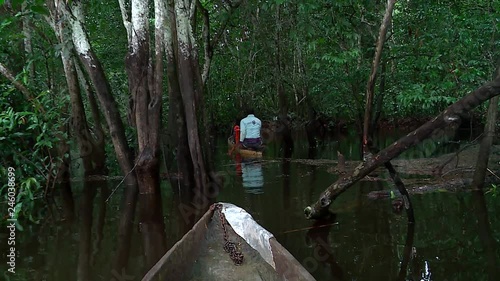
228,138,263,158
142,203,316,281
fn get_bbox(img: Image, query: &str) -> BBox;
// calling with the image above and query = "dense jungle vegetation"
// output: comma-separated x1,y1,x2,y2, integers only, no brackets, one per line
0,0,499,224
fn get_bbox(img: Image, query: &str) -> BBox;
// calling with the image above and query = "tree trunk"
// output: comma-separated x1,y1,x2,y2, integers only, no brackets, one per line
471,95,499,189
74,59,107,173
52,1,108,177
304,77,500,219
275,5,288,121
22,2,35,80
124,0,162,195
55,15,94,174
174,0,208,191
164,0,194,189
274,4,293,150
371,61,387,131
472,62,500,189
362,0,396,155
66,0,136,185
196,1,243,171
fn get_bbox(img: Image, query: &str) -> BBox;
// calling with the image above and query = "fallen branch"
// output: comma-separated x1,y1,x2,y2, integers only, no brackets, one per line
304,77,500,219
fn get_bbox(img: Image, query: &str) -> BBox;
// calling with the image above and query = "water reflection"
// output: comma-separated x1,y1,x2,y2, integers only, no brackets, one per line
77,183,97,281
138,193,167,273
396,223,415,281
10,131,500,281
305,216,346,280
282,141,293,210
113,183,138,277
241,158,264,194
471,190,499,281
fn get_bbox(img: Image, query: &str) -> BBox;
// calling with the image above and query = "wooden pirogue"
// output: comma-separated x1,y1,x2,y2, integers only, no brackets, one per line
142,203,316,281
228,137,263,158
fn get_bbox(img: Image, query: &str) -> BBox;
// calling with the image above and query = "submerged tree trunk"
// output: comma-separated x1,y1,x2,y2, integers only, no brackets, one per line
164,0,194,189
305,77,500,219
123,0,162,195
471,95,499,189
174,0,208,191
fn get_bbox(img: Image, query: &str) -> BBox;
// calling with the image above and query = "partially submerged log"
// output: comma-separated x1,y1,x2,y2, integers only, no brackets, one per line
367,175,500,199
304,77,500,219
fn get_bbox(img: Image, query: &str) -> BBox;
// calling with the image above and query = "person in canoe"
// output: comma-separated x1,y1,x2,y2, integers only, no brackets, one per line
239,108,263,150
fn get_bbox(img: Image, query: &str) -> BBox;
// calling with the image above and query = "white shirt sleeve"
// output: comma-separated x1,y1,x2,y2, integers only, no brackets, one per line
239,119,246,142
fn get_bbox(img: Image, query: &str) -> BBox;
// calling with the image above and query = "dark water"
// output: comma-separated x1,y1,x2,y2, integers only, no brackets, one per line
2,129,499,280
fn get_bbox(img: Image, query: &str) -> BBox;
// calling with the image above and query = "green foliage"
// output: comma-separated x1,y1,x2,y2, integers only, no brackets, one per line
0,89,68,226
388,0,497,117
206,0,497,126
485,184,498,197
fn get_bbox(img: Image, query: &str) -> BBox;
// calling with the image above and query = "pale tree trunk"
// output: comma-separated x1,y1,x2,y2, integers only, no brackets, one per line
123,0,162,195
61,0,136,185
174,0,208,191
49,0,108,177
54,13,94,174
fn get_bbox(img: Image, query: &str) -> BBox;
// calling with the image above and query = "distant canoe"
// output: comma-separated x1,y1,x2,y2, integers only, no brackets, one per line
142,203,316,281
228,137,263,158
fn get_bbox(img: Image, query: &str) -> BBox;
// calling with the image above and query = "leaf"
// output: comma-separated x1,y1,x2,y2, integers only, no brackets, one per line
15,221,24,232
30,5,50,16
